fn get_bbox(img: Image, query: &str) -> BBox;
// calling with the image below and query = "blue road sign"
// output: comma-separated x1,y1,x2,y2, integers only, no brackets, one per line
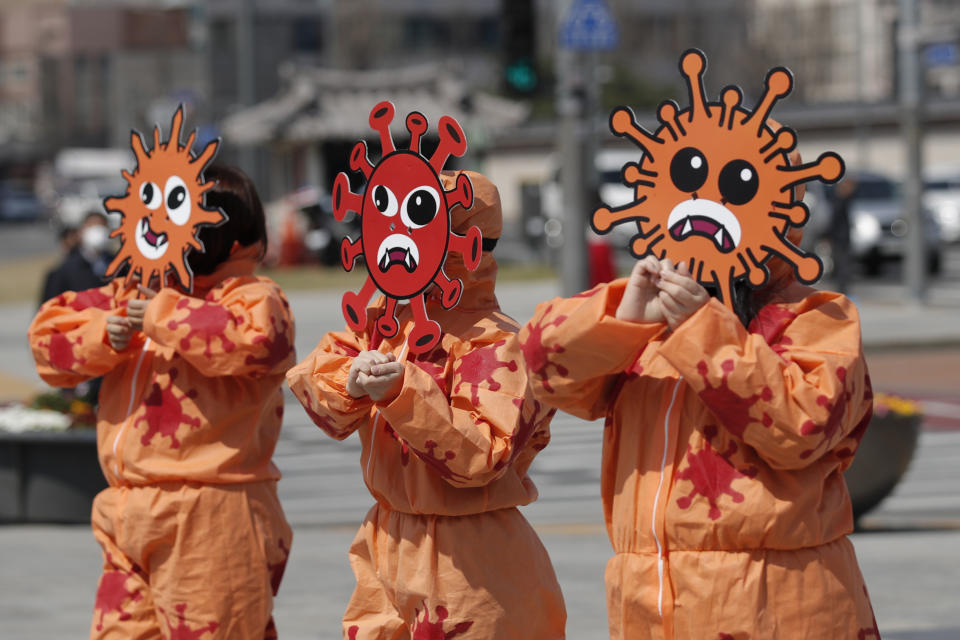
924,42,959,68
560,0,619,52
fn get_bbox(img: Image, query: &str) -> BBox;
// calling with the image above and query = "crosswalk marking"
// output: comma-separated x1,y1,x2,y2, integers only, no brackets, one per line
275,399,960,528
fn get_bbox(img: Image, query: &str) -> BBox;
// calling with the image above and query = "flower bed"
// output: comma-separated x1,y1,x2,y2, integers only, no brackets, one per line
0,393,106,523
843,392,923,521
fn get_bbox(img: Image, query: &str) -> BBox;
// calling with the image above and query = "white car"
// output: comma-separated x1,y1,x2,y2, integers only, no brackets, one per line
803,172,942,277
539,149,643,252
924,168,960,244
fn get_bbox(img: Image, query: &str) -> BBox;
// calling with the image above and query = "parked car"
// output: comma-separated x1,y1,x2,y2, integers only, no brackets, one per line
540,149,642,251
803,172,942,277
923,168,960,244
0,180,43,223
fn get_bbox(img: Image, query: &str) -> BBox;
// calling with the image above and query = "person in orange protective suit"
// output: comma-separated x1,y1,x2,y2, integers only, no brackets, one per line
287,170,567,639
519,220,880,636
29,165,295,640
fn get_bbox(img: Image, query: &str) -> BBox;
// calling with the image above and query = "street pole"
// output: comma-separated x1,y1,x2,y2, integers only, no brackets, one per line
556,46,591,296
236,0,256,176
898,0,927,304
854,0,869,169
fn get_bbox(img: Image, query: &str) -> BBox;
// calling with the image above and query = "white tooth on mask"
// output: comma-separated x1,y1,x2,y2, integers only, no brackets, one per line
715,227,725,246
682,218,693,236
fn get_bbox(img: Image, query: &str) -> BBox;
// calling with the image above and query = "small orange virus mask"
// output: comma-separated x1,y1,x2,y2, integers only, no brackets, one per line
592,49,844,307
104,106,224,293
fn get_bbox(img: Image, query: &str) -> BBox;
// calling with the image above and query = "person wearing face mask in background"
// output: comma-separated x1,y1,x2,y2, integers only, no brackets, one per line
38,211,115,402
40,211,114,305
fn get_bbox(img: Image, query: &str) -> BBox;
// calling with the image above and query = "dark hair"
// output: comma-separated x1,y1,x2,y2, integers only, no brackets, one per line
705,280,765,328
83,210,107,225
187,165,267,275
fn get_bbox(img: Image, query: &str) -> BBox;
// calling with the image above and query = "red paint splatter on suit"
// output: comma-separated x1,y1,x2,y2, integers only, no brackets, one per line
93,556,143,631
412,346,449,395
453,339,517,405
297,391,344,438
167,298,239,357
799,366,853,459
134,368,202,449
47,333,86,371
748,305,797,358
521,306,569,394
835,376,874,463
245,315,293,371
412,603,474,639
347,625,359,640
675,425,757,520
61,288,113,311
268,539,290,596
497,397,553,469
264,617,278,640
159,603,219,639
415,440,469,483
857,585,882,639
384,423,411,466
697,359,773,438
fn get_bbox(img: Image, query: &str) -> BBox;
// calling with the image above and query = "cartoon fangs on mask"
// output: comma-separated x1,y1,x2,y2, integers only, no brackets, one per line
332,101,482,355
591,48,845,308
103,106,224,293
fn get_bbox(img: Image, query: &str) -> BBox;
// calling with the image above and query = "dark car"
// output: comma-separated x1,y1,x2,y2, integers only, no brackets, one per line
0,181,42,223
803,172,942,277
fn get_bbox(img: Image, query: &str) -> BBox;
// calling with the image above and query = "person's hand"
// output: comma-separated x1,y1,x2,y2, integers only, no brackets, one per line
106,315,133,351
126,285,157,332
358,358,404,403
616,255,666,324
656,260,709,330
347,351,396,399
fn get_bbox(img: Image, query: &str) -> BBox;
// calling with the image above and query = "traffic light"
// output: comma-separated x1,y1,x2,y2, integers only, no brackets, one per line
501,0,538,95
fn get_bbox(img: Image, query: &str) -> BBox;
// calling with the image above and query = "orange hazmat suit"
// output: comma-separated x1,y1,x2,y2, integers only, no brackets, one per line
519,268,879,639
287,171,566,639
29,245,295,639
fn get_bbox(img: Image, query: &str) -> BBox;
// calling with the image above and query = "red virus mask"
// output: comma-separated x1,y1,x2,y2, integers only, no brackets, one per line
104,106,223,293
592,49,844,308
333,101,482,354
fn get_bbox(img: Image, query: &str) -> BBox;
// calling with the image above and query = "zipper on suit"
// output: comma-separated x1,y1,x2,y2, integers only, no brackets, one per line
651,378,682,617
111,338,151,480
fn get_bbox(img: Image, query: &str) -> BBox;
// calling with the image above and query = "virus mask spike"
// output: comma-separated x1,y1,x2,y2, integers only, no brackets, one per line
719,87,742,129
680,49,710,122
590,49,843,309
332,172,364,221
429,116,468,174
369,101,397,156
779,152,844,191
183,129,196,154
335,102,482,354
131,132,150,167
747,68,793,136
609,106,663,157
657,101,684,141
349,141,375,180
406,112,428,155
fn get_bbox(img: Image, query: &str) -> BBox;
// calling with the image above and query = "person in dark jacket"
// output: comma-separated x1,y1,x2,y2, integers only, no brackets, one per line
40,211,112,304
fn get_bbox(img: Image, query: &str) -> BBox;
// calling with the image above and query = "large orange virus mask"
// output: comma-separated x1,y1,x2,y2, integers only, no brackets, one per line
592,49,844,307
104,106,223,292
332,101,482,355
